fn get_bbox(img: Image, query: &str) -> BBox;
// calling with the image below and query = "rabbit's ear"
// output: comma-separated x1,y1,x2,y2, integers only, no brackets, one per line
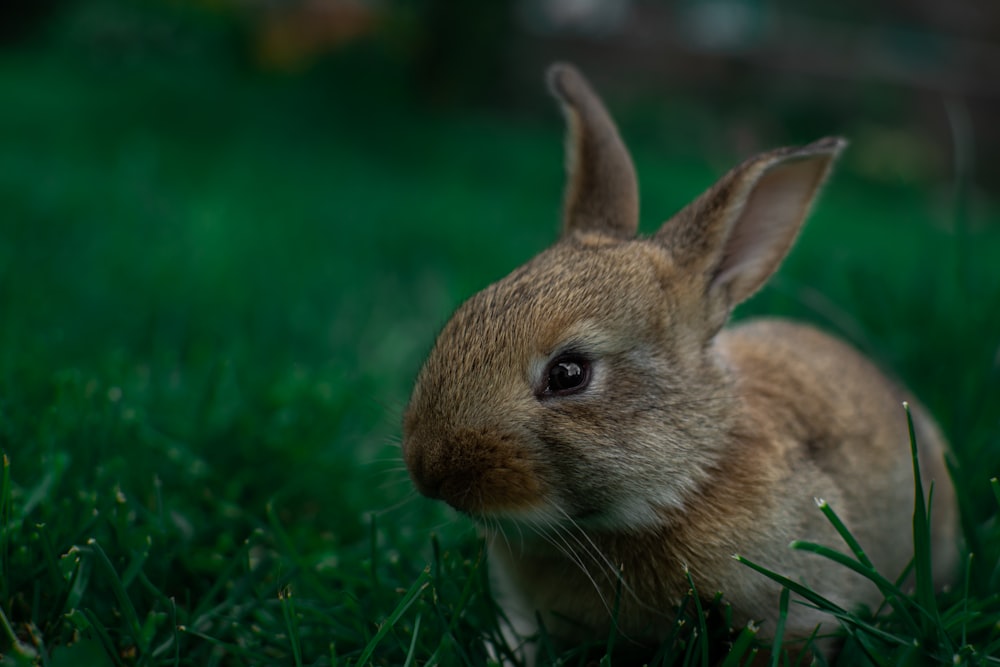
548,63,639,240
657,137,844,328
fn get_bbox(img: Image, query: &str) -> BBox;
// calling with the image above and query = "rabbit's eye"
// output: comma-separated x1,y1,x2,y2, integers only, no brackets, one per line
542,354,591,397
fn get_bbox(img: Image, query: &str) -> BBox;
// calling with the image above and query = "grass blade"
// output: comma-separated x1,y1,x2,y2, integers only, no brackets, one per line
770,587,790,667
81,607,128,667
279,586,303,667
369,512,379,591
735,555,847,616
789,540,921,634
904,404,937,618
684,566,710,667
84,538,149,655
653,588,695,666
735,555,909,647
401,613,422,667
793,625,823,667
904,402,951,657
960,551,973,648
62,546,91,613
0,454,9,596
355,566,431,665
190,531,259,620
0,603,39,662
177,626,265,661
814,498,874,569
720,621,758,667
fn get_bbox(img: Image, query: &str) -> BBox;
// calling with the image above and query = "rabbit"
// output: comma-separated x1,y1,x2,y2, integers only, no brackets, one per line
401,63,957,663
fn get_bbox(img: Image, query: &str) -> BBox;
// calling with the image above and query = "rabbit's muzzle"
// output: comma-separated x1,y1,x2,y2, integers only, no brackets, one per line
403,426,544,514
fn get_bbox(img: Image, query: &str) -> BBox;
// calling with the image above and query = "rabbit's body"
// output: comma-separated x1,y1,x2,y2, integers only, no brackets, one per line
487,318,954,649
402,64,956,660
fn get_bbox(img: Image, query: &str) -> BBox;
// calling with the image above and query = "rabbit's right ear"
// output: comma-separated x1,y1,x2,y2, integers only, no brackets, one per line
548,63,639,240
656,137,845,333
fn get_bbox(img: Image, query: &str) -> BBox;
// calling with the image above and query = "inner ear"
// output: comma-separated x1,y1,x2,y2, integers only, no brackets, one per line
547,63,639,240
654,137,844,330
712,153,836,300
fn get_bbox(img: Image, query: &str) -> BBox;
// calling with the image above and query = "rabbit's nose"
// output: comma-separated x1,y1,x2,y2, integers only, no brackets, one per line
402,439,444,500
411,467,447,502
403,429,545,515
406,443,478,510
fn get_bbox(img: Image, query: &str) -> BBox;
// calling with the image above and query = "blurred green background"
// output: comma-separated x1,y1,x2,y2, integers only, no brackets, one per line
1,0,998,664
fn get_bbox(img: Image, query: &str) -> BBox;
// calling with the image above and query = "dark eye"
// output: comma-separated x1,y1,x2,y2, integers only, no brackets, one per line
542,354,591,397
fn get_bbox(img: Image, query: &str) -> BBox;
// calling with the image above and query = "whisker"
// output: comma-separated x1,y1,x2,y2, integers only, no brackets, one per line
554,507,627,585
428,514,467,535
371,464,405,475
486,514,515,558
359,456,409,466
552,506,661,620
368,394,405,416
371,489,423,515
512,520,526,558
526,517,615,620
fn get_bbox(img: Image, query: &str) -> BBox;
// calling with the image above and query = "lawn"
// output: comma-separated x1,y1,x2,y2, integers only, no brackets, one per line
1,4,999,665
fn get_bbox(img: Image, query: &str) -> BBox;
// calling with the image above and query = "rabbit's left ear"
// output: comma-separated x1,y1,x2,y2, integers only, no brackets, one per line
656,137,845,329
548,63,639,240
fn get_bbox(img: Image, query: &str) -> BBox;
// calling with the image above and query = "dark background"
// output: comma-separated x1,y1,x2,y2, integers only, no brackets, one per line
1,1,998,664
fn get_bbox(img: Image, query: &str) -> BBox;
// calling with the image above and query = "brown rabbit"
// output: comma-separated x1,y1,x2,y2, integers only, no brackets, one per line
401,63,957,662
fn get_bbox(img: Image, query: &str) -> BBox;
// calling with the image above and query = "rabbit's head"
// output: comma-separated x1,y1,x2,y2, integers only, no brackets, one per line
402,64,843,531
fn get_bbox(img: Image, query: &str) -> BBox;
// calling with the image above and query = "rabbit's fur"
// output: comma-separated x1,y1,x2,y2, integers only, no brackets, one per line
402,63,957,661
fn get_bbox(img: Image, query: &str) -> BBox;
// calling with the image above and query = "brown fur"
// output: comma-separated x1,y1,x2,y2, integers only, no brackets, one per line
548,65,639,239
401,63,957,663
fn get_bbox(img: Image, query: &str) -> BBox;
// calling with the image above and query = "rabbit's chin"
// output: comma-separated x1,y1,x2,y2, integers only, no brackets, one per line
471,494,667,535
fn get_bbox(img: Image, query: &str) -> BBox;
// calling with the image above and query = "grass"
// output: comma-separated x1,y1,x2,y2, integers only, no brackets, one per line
739,406,1000,665
1,3,999,664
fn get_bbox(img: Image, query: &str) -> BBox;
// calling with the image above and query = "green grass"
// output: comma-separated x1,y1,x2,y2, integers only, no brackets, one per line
1,4,999,665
